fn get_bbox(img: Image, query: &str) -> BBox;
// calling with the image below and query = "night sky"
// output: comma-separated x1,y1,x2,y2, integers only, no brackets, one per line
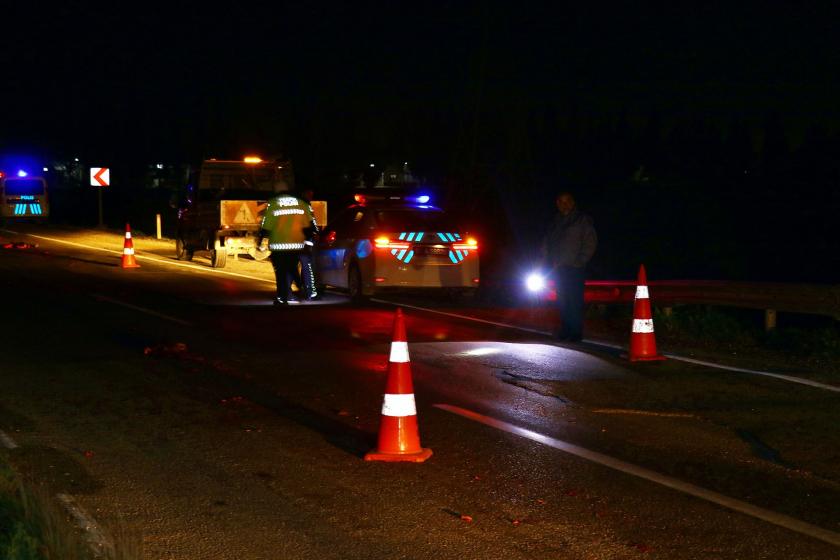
2,4,839,281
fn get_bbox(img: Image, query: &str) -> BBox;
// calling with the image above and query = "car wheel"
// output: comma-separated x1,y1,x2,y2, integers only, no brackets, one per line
175,237,194,261
348,263,365,302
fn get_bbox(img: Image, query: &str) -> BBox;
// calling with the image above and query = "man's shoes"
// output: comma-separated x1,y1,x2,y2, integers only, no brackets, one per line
273,298,287,306
287,296,301,304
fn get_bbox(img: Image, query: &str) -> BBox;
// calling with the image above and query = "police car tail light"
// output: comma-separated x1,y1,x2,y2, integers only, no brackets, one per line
374,236,410,250
452,237,478,251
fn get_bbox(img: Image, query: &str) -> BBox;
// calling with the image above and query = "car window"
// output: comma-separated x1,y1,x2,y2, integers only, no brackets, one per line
324,209,358,238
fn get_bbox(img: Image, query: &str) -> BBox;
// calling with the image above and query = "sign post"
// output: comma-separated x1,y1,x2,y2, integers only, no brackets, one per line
90,167,110,228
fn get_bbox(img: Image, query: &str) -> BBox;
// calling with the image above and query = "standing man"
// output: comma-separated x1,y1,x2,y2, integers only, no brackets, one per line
258,181,317,305
297,188,320,300
542,191,598,341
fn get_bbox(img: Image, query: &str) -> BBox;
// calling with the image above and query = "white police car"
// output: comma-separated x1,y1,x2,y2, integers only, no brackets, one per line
316,193,480,299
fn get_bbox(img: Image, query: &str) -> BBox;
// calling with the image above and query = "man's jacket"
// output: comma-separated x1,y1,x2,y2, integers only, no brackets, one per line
260,194,317,251
542,209,597,269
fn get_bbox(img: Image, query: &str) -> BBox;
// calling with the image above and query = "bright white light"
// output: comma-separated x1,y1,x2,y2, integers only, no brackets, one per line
369,163,375,167
526,273,546,292
416,195,430,204
42,167,48,172
156,163,163,169
17,170,27,177
463,347,500,356
74,157,79,162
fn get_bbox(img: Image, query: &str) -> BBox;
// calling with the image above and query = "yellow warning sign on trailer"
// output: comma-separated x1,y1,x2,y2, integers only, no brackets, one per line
220,200,267,227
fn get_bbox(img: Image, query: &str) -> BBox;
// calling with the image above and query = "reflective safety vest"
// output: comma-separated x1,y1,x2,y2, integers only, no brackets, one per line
261,195,316,251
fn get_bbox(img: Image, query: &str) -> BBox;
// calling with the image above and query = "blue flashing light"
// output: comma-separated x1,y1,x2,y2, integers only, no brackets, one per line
17,170,28,177
416,195,430,204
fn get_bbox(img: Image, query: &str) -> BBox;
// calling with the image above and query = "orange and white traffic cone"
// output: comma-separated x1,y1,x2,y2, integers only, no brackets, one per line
365,308,433,463
120,223,141,269
623,264,665,362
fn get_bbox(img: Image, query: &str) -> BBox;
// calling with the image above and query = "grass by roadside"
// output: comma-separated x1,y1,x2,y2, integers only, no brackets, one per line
0,458,142,560
0,460,89,559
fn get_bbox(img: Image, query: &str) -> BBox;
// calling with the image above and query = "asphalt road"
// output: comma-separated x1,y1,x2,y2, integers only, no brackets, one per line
1,224,839,559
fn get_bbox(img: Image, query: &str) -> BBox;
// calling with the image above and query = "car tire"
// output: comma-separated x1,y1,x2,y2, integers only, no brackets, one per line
175,237,194,261
348,263,366,302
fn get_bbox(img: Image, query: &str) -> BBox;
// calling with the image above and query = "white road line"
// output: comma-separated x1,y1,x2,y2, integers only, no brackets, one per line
1,229,274,285
92,294,194,326
56,493,115,558
0,430,18,449
661,355,840,393
434,403,840,548
373,298,840,394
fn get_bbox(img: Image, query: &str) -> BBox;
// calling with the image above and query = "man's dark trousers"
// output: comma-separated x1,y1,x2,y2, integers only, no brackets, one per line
270,251,301,302
555,266,586,340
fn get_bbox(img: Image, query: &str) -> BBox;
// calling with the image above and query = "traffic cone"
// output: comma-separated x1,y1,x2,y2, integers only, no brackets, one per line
365,308,433,463
623,264,665,362
120,223,141,269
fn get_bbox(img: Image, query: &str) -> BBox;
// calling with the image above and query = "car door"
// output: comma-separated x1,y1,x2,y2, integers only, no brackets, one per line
317,209,356,287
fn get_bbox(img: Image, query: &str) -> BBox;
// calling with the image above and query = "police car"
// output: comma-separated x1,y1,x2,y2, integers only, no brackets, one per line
316,192,480,299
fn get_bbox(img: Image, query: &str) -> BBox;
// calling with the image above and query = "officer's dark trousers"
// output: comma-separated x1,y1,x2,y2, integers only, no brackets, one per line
298,250,317,298
270,251,302,302
554,266,586,340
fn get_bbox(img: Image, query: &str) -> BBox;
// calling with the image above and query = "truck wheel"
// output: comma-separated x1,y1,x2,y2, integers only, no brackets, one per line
210,248,227,268
175,237,194,261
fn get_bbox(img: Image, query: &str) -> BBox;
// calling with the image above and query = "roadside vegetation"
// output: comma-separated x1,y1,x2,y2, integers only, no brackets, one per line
653,305,840,363
0,460,87,559
0,459,141,560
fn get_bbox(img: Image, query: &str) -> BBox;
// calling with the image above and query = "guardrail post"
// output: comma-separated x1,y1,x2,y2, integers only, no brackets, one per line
764,309,777,331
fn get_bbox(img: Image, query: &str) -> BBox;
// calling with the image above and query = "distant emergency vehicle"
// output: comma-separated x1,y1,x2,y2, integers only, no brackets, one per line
0,170,49,221
316,191,480,299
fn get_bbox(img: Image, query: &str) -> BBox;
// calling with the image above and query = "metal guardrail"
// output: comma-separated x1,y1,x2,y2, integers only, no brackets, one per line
585,280,840,327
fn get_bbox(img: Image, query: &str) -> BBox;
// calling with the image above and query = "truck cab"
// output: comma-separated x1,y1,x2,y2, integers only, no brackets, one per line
175,157,293,267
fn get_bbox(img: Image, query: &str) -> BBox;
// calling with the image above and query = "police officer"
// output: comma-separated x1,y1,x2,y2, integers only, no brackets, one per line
258,181,318,305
